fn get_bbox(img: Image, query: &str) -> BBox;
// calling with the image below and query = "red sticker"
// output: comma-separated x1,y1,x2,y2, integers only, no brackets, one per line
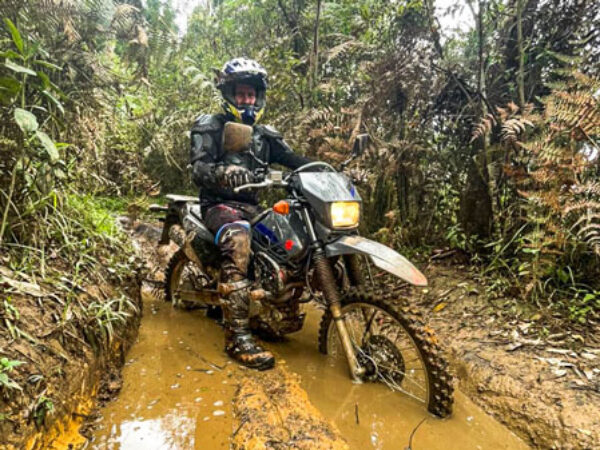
284,239,294,251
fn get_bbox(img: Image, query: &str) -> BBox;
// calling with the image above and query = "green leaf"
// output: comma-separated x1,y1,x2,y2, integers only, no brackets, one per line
190,73,207,85
557,268,569,283
4,59,36,76
0,358,24,370
0,76,22,94
53,167,66,179
0,50,23,60
36,71,51,89
42,90,65,115
544,50,582,65
33,60,62,71
14,108,38,133
35,130,59,162
4,18,24,54
183,66,200,76
38,72,62,95
0,372,22,390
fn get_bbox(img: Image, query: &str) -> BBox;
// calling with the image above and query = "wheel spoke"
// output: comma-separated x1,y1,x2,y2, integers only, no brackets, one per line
377,373,427,403
361,309,377,346
373,367,427,394
328,301,434,405
324,297,453,418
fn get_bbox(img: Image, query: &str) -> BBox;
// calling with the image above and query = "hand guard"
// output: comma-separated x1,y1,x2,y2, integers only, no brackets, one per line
216,165,253,189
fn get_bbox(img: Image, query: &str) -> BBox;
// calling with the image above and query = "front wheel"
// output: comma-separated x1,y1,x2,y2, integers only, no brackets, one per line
318,288,453,418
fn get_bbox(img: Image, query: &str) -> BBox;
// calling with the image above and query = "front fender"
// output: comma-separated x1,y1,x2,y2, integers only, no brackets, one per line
325,236,427,286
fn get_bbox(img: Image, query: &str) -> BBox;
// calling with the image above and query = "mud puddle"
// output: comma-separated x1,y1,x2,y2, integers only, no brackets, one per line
273,308,529,449
91,288,529,449
91,288,237,449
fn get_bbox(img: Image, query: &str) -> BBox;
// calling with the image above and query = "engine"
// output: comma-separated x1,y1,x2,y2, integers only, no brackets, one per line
253,251,286,298
252,251,305,336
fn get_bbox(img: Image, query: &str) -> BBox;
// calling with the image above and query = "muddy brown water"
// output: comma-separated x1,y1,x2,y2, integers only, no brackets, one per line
91,288,529,449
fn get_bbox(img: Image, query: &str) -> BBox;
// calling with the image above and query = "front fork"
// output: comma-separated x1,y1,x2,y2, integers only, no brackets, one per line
313,249,364,380
302,209,364,381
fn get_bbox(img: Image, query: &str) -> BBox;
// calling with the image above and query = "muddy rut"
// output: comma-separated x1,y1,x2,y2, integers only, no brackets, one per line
87,224,529,449
90,286,529,449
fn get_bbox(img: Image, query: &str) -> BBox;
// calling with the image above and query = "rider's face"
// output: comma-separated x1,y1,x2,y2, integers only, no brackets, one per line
234,84,256,107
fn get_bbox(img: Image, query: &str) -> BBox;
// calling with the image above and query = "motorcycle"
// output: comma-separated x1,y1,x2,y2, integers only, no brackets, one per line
150,125,453,418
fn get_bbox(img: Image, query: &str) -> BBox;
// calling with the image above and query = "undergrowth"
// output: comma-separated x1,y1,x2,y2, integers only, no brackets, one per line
3,191,134,282
469,72,600,324
0,190,140,425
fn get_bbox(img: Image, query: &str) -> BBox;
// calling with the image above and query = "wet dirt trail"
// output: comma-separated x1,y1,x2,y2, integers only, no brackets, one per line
91,282,530,450
271,312,529,449
92,287,236,449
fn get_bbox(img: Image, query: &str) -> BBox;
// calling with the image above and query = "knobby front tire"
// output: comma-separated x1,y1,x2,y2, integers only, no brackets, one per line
318,287,454,418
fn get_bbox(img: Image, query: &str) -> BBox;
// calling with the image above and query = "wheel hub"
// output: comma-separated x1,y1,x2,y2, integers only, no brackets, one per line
359,335,406,384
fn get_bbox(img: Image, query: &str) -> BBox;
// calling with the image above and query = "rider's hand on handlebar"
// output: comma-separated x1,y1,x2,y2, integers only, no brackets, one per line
216,165,254,189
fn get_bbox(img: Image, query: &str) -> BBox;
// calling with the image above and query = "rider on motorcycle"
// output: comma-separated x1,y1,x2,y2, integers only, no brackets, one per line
189,58,312,370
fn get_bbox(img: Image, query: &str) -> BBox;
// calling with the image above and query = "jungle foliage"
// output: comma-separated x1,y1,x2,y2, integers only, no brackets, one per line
1,0,599,322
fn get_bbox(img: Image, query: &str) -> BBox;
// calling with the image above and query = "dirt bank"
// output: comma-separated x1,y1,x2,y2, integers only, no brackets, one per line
408,261,600,449
0,241,142,449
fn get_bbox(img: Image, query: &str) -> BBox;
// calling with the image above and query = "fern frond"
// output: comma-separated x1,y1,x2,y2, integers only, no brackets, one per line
470,113,497,142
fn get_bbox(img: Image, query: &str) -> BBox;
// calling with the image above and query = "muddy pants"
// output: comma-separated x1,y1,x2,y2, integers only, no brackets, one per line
202,202,261,334
203,202,260,282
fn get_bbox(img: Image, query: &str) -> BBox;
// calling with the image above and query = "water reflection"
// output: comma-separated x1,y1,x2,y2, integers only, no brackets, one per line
105,414,195,449
91,291,234,449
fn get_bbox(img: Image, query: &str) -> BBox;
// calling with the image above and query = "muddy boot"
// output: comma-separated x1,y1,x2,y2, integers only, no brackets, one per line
225,330,275,371
219,280,275,371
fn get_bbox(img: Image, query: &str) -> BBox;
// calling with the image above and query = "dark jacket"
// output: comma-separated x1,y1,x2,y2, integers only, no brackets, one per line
190,114,311,205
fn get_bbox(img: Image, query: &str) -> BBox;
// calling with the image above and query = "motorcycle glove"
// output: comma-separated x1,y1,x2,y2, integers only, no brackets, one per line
216,165,253,189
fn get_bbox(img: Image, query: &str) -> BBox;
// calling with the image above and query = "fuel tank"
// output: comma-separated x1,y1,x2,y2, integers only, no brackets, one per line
252,210,309,262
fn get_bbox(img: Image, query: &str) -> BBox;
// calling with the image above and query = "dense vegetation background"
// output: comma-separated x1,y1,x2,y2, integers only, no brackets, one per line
1,0,599,325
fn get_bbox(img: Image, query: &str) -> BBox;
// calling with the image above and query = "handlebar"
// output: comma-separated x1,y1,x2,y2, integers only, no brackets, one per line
289,161,337,176
233,161,338,193
233,170,288,193
233,179,280,193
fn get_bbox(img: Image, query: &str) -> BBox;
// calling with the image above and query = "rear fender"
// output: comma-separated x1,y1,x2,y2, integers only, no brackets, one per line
325,235,427,286
152,198,214,246
181,207,214,243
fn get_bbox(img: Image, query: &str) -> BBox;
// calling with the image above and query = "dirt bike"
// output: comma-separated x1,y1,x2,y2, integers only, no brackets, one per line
151,128,453,418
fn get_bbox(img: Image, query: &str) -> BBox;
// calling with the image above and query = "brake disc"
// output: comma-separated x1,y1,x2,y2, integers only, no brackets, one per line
359,334,406,384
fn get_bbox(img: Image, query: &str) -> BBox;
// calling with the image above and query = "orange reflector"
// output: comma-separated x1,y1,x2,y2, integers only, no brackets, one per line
273,200,290,215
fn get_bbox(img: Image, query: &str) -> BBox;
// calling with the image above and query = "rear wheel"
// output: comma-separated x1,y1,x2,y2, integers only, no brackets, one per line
318,288,453,418
165,249,214,311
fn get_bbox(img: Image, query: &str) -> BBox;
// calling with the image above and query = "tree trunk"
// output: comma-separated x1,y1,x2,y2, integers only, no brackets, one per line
310,0,322,91
395,168,409,224
460,0,493,240
517,0,526,107
460,159,493,239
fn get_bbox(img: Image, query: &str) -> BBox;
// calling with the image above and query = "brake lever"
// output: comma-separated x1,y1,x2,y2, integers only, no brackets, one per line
233,179,273,193
233,170,288,193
